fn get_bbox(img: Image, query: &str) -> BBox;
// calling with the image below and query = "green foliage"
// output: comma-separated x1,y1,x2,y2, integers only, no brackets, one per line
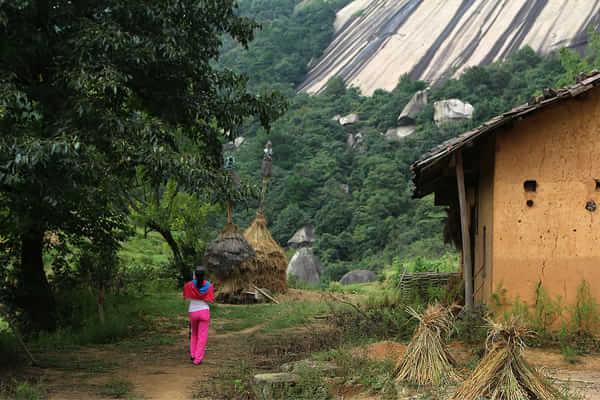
329,290,418,341
533,282,564,337
570,280,600,336
130,178,222,278
386,254,458,287
0,0,286,330
220,0,350,90
0,379,47,400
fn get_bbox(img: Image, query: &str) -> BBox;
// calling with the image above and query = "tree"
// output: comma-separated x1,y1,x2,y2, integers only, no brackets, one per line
0,0,285,331
130,178,221,280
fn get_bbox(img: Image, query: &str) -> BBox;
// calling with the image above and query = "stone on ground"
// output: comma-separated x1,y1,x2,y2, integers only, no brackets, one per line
339,269,377,285
287,247,323,285
253,373,300,400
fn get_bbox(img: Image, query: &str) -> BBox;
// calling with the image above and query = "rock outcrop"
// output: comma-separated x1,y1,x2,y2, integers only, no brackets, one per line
384,126,416,142
339,269,377,285
339,113,359,126
346,132,364,149
287,225,316,248
287,247,323,285
299,0,600,95
433,99,474,126
398,89,428,125
234,136,245,148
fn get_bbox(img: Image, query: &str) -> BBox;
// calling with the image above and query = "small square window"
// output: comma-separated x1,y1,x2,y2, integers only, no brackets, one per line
524,180,537,192
595,179,600,191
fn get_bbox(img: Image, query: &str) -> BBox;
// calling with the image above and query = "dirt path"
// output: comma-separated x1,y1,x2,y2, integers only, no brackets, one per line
18,314,283,400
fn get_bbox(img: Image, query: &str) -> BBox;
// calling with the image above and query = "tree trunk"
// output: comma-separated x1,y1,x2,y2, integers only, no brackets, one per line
97,287,105,325
147,221,187,281
18,228,56,331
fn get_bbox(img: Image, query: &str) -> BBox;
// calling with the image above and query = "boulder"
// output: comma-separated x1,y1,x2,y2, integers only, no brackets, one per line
346,132,364,149
280,360,341,377
433,99,474,126
287,225,316,248
339,113,359,126
384,126,415,142
332,114,341,122
339,183,350,195
253,373,300,400
287,247,322,285
398,89,428,125
339,269,377,285
234,136,245,148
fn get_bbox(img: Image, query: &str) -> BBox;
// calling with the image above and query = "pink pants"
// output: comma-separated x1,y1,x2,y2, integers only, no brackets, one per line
189,309,210,364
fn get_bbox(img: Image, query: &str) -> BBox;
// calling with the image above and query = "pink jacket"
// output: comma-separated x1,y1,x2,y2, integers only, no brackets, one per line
182,280,215,303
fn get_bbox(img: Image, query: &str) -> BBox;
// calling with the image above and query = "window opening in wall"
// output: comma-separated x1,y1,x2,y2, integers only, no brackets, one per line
524,180,537,192
526,199,534,208
595,179,600,191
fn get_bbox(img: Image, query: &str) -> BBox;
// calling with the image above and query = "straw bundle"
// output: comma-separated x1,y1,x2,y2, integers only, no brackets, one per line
241,211,287,294
204,223,256,279
451,317,562,400
395,304,459,386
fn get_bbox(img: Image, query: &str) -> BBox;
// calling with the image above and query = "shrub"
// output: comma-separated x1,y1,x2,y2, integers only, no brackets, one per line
570,280,600,336
328,291,417,341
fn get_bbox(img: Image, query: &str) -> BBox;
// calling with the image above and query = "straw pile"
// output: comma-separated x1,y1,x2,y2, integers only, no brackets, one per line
241,211,287,294
451,317,562,400
395,304,459,386
204,223,255,279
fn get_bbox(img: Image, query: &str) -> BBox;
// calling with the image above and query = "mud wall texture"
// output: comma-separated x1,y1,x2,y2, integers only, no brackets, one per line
492,89,600,306
299,0,600,95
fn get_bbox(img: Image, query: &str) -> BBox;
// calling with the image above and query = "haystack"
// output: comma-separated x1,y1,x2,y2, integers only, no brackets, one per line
451,317,562,400
395,304,459,386
213,212,287,302
204,222,255,279
242,211,287,294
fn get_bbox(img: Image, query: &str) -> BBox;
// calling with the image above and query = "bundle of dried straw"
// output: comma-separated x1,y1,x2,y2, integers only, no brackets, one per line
451,317,562,400
395,304,459,386
241,211,287,294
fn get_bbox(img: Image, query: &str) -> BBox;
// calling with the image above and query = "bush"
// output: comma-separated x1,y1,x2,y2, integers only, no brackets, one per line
328,291,417,341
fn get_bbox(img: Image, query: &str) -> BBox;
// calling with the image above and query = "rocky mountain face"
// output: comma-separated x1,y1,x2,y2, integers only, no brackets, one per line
298,0,600,95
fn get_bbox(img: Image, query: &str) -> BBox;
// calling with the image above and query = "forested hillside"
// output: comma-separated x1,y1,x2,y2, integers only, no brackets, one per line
220,0,600,281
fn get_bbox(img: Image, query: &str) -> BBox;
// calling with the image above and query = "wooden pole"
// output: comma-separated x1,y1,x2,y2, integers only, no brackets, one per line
455,151,474,311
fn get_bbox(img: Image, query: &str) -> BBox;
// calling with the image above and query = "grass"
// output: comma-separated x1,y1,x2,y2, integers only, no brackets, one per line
328,281,380,295
119,229,171,267
30,289,186,350
213,300,330,333
97,378,134,399
0,381,47,400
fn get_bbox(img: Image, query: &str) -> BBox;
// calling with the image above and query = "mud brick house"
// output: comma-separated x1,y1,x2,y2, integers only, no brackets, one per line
412,72,600,310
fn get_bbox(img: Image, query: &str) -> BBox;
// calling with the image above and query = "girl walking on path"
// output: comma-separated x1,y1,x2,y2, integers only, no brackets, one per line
183,266,214,365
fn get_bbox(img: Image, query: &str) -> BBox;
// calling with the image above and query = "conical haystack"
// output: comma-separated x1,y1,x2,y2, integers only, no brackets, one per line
241,211,287,294
395,304,459,386
451,317,562,400
204,222,255,279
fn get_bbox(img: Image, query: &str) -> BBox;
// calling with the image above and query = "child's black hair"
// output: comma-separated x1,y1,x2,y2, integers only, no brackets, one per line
194,265,206,283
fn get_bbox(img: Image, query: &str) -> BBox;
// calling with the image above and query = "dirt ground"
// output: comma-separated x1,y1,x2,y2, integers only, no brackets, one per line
353,341,600,400
6,294,600,399
25,320,257,399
